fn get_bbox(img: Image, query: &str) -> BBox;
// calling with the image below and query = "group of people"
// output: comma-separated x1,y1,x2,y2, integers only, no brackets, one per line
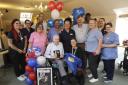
6,12,119,85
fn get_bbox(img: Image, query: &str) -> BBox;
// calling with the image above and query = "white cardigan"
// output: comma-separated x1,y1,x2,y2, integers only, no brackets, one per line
44,42,64,58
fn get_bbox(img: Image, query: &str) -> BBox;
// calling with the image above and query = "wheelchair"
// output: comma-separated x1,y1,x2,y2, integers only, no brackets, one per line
118,47,128,75
45,58,61,85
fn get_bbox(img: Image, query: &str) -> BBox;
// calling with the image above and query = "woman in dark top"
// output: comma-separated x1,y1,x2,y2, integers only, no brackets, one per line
60,17,76,53
69,38,85,85
7,19,27,81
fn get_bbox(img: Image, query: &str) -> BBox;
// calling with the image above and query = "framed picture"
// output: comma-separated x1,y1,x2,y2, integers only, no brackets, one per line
37,68,53,85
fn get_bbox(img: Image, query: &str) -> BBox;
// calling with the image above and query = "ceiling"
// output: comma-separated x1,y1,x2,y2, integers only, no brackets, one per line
0,0,128,20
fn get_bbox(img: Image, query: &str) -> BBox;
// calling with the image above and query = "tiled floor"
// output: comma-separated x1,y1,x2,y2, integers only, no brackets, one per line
0,63,128,85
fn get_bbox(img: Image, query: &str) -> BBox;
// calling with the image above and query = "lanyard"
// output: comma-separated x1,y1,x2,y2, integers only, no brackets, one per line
72,48,77,55
18,32,23,40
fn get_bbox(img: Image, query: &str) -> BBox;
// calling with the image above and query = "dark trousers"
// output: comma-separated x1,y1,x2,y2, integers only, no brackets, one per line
10,53,26,77
86,51,98,79
77,43,87,69
103,59,115,80
97,53,101,68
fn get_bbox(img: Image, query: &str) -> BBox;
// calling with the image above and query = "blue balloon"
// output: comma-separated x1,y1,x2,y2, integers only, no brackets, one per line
27,58,37,68
59,19,64,26
78,7,85,16
25,78,33,85
72,7,86,25
47,19,54,28
72,8,77,16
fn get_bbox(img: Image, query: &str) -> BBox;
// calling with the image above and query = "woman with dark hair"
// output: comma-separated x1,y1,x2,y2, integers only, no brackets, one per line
28,22,47,55
48,19,61,42
101,22,119,83
7,19,27,81
59,17,76,53
84,13,91,24
69,38,85,85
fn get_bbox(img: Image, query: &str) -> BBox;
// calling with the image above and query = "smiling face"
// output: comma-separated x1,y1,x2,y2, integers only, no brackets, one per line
71,39,77,48
89,19,97,29
36,24,43,33
13,21,21,30
98,18,105,28
64,21,71,30
38,13,44,23
25,20,31,28
54,20,60,29
105,24,112,33
77,16,84,25
53,35,60,44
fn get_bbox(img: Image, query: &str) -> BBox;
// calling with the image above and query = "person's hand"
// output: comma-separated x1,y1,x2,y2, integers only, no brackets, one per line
17,49,24,54
102,44,107,48
23,48,27,53
94,49,100,55
60,55,64,58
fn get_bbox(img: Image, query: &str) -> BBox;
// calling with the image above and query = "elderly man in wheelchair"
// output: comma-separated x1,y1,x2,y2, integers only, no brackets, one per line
44,35,69,85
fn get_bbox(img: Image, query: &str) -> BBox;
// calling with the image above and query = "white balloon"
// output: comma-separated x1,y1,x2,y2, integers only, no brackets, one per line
37,56,46,66
51,9,60,19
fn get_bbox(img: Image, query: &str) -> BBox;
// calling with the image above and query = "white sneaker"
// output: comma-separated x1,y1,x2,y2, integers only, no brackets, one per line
21,74,27,79
17,76,25,81
17,75,26,81
88,74,93,78
89,78,99,83
104,80,113,83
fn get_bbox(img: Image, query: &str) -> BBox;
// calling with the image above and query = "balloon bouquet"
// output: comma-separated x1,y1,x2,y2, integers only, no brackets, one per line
25,47,46,85
72,7,86,25
47,1,64,28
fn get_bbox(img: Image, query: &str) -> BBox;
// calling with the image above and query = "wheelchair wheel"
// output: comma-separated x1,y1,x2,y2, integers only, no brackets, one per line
53,69,61,85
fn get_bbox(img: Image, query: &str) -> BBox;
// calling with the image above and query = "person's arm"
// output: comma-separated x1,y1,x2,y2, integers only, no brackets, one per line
23,36,27,53
60,43,64,58
95,38,102,55
8,38,23,53
103,44,118,48
95,31,103,55
44,43,52,58
103,34,119,48
27,33,34,51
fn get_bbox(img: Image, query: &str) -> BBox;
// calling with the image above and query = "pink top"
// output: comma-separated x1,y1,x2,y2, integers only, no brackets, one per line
29,32,47,54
